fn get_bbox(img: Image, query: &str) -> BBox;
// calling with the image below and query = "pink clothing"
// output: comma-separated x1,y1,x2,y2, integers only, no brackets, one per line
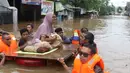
32,12,54,43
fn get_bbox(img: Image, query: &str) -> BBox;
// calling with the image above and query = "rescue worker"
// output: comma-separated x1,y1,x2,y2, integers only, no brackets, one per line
57,44,105,73
0,32,18,55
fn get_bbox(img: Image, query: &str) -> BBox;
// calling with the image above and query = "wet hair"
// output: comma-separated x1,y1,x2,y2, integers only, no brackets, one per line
20,28,28,36
2,32,9,39
55,28,63,33
83,43,96,54
81,28,88,33
27,23,34,29
84,32,94,44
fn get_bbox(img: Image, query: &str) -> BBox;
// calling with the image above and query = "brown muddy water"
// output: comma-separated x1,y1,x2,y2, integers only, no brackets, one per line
0,15,130,73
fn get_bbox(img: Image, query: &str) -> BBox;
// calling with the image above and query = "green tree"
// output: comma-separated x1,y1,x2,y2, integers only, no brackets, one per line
60,0,68,5
125,6,127,11
60,0,115,15
117,7,123,13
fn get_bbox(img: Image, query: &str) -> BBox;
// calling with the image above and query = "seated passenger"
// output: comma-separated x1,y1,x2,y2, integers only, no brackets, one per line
24,33,62,53
55,27,71,44
39,33,63,48
26,23,35,40
49,33,63,48
19,28,30,51
20,28,62,53
19,28,51,53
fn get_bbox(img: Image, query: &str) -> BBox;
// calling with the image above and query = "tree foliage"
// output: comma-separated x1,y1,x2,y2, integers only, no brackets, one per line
61,0,115,15
117,7,123,13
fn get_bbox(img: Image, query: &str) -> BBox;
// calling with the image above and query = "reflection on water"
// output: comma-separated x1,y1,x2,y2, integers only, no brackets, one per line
94,16,130,73
0,15,130,73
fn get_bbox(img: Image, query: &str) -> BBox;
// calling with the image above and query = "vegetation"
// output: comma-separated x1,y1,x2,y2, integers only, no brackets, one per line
60,0,115,15
117,7,123,13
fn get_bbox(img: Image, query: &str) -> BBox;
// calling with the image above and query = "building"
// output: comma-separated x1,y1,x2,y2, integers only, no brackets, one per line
59,4,74,20
0,0,16,24
126,2,130,16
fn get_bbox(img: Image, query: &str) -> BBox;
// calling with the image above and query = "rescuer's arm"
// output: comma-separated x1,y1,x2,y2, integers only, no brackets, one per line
57,58,71,73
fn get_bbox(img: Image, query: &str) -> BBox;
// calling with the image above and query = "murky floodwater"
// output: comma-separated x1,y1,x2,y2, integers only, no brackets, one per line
0,15,130,73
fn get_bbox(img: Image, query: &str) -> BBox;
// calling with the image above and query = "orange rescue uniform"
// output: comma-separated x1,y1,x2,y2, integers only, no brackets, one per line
72,54,109,73
0,34,18,55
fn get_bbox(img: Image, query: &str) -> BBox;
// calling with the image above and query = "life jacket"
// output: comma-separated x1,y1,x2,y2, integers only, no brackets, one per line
0,34,18,55
72,30,80,45
72,54,105,73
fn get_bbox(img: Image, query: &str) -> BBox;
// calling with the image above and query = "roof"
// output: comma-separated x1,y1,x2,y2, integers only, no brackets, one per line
64,5,74,12
65,4,81,9
65,4,73,8
87,10,97,12
56,2,65,12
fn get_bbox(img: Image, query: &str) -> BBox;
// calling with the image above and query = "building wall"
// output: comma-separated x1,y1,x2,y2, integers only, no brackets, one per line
21,4,41,21
126,2,130,16
0,0,13,24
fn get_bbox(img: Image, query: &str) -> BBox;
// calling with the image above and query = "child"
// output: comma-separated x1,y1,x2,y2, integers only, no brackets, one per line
19,28,30,51
55,28,71,44
26,23,35,40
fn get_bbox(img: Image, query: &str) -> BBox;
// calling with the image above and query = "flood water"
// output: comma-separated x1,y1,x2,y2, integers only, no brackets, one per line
0,15,130,73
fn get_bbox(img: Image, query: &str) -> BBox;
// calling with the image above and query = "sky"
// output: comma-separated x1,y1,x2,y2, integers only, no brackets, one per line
110,0,130,7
